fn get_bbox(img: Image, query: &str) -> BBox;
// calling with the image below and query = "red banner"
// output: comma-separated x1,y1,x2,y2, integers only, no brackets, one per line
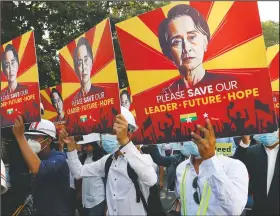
116,2,277,144
60,19,120,136
1,31,41,127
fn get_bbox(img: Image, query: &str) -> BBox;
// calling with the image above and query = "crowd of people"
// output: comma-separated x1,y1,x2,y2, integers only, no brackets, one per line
1,105,279,216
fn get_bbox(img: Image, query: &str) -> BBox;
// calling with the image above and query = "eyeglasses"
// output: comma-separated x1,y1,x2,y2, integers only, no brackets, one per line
192,176,200,204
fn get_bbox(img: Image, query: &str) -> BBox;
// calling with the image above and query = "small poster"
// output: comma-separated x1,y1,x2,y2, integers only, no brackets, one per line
1,31,41,127
267,44,279,123
60,18,120,135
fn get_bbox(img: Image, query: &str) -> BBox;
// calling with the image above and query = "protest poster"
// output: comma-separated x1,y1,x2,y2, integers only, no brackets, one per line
1,31,41,127
267,44,279,123
60,18,120,135
40,84,65,134
116,1,278,144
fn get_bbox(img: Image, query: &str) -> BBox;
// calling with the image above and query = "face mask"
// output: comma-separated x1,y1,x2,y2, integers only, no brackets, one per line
180,141,200,158
27,138,48,154
28,139,42,153
101,134,119,154
253,130,279,147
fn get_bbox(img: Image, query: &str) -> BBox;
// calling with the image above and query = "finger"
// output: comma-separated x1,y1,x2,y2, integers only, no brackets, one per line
196,124,209,136
115,117,128,126
191,132,204,146
205,118,214,137
18,115,24,125
116,114,127,123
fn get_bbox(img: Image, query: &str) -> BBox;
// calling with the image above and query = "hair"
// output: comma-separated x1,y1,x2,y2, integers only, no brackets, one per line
79,141,106,164
1,44,19,75
120,89,131,103
50,88,63,108
73,37,93,76
158,4,210,59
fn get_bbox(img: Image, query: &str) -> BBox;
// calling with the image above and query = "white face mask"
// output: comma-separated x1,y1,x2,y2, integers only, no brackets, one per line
27,138,48,154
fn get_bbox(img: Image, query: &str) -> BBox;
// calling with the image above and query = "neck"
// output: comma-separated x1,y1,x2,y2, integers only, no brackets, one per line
8,81,18,93
265,142,279,150
182,64,205,88
81,80,91,96
114,150,123,159
38,147,51,159
192,156,203,174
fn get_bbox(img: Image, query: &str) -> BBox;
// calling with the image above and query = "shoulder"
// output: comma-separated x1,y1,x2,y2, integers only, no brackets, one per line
204,72,236,82
219,155,247,172
90,85,104,93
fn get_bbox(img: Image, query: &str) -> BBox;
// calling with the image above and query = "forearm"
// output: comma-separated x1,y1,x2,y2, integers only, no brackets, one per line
16,135,41,174
202,156,248,215
159,166,164,183
121,142,157,186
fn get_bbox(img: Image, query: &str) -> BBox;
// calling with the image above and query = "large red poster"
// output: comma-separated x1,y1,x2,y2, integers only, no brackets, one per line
116,2,277,144
267,44,279,123
60,18,120,136
1,31,41,127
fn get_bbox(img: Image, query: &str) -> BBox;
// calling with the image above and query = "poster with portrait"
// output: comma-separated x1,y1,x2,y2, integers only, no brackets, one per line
40,84,65,134
116,2,277,144
1,31,41,127
60,18,120,135
266,44,279,123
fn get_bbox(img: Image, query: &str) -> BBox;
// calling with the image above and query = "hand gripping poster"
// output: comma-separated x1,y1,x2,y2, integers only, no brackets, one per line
266,44,279,123
1,31,41,127
60,18,120,135
40,84,65,133
116,2,278,144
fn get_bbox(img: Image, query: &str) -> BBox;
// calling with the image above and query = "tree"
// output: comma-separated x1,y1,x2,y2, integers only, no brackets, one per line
1,1,169,89
262,21,279,48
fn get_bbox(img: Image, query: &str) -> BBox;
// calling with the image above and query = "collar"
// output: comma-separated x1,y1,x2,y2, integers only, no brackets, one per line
265,143,279,151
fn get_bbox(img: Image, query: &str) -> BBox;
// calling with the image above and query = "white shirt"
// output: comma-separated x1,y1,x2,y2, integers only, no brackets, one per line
67,142,157,216
240,141,279,195
175,155,249,215
82,155,105,208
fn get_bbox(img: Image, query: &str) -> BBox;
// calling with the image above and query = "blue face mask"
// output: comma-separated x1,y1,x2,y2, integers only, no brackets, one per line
253,130,279,147
101,134,119,154
180,141,200,158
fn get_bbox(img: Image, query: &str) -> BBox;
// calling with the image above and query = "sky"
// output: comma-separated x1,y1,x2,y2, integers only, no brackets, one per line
258,1,279,22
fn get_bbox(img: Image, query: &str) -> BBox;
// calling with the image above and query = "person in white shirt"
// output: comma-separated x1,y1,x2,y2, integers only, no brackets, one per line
76,133,106,216
60,107,157,216
234,129,279,215
176,119,249,215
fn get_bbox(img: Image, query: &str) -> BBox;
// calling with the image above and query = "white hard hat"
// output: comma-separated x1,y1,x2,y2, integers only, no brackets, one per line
121,106,138,132
25,119,56,139
1,160,8,195
77,133,100,145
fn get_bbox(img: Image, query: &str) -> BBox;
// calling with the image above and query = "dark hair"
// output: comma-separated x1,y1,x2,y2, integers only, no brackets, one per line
158,4,210,59
79,142,106,164
1,44,19,75
50,88,63,108
73,37,93,76
120,89,131,103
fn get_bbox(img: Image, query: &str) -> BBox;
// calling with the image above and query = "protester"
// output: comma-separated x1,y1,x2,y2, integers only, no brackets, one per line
175,119,249,215
77,133,106,216
61,107,159,216
12,116,71,216
234,129,279,215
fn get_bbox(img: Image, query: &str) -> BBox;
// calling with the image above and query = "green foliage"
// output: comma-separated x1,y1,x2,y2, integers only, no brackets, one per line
2,2,278,89
1,1,169,89
261,21,279,48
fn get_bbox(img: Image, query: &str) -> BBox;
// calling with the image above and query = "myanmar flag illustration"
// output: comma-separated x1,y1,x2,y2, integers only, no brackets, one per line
80,115,88,123
180,113,198,122
7,108,14,115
